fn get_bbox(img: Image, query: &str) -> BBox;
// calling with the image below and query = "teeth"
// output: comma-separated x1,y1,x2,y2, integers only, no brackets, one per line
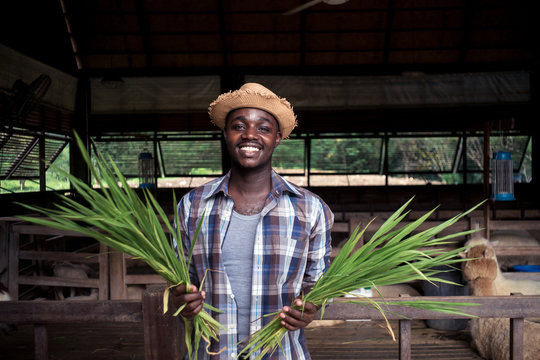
240,146,260,152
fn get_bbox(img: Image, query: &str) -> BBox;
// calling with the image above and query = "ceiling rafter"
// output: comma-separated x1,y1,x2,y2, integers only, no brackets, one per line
383,0,396,65
134,0,152,68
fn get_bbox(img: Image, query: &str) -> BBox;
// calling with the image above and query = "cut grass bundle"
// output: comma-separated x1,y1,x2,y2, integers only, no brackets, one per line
239,197,484,359
17,133,223,360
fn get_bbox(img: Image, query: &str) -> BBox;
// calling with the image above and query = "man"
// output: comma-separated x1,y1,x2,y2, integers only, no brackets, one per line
172,83,334,359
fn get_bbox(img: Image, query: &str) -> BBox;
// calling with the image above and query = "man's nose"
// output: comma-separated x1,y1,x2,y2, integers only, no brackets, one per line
242,125,258,139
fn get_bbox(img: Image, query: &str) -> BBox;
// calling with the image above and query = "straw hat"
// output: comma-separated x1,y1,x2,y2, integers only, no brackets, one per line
208,83,297,138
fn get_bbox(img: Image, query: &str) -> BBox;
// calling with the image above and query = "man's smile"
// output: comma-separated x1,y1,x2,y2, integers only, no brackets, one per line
238,142,263,155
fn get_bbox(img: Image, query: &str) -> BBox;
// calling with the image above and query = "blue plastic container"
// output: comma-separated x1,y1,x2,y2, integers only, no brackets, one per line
512,265,540,272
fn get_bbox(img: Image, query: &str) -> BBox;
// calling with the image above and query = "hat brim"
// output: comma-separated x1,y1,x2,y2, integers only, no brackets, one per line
208,89,297,139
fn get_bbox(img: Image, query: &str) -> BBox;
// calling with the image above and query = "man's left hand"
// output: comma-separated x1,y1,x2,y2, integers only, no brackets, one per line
279,299,319,331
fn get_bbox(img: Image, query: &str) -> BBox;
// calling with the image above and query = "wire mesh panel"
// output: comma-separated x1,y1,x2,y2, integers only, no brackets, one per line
273,139,305,175
160,140,222,176
310,137,382,174
92,141,150,178
387,136,459,173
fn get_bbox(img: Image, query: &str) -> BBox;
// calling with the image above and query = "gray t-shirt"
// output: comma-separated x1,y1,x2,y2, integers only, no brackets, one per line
222,210,258,342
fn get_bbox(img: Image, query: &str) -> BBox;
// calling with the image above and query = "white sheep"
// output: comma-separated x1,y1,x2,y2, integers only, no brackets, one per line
52,262,97,300
460,237,540,360
0,278,17,334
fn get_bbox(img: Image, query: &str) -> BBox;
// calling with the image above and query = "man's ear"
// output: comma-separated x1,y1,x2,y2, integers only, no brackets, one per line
275,131,282,147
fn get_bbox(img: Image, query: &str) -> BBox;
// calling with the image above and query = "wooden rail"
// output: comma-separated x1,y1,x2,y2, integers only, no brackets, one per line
2,287,540,360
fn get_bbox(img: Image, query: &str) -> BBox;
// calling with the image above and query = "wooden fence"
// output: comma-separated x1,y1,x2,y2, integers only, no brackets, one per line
1,285,540,360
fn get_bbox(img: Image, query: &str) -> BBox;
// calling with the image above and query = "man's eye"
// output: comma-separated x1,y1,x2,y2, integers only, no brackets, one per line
259,127,270,132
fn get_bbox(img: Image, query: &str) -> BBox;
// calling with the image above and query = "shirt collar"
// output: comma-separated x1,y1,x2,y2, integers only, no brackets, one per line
203,169,303,200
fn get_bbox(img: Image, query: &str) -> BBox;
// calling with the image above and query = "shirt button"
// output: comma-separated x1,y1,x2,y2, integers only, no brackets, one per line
231,353,236,358
230,294,235,299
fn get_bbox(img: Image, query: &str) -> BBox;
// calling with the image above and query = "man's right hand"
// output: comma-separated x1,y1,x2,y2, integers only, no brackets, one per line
171,284,206,318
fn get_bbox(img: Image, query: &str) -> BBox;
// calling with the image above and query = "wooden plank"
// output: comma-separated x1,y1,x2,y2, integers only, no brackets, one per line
8,227,19,299
493,246,540,256
98,242,108,300
510,317,524,360
11,224,91,237
109,250,126,299
142,285,185,360
320,295,540,320
332,222,349,233
0,300,142,323
18,275,100,288
126,274,167,285
490,220,540,230
34,324,48,360
502,272,540,281
18,250,102,263
399,319,411,360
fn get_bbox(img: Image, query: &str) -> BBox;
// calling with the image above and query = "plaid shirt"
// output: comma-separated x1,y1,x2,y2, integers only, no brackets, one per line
176,170,333,360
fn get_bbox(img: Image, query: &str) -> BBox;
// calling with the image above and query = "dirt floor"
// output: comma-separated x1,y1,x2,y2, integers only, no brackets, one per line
0,319,483,360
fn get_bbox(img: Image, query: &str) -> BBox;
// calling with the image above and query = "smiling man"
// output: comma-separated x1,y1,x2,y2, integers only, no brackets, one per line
172,83,334,359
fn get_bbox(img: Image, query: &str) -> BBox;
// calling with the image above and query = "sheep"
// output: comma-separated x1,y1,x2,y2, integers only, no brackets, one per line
0,274,17,335
462,237,540,295
460,237,540,360
52,262,97,300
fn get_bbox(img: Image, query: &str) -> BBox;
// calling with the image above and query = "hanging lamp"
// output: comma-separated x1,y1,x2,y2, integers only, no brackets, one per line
138,149,155,189
491,150,515,201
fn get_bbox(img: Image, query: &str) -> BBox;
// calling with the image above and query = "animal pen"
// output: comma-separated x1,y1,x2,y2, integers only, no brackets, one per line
1,286,540,360
2,210,540,360
1,3,539,356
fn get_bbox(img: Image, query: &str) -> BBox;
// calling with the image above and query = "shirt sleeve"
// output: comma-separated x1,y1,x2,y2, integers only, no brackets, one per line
302,198,334,290
174,192,200,287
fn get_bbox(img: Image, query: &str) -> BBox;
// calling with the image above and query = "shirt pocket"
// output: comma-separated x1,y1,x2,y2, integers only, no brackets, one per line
268,234,309,291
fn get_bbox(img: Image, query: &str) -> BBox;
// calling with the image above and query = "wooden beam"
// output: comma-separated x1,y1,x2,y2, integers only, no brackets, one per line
19,250,101,263
12,224,90,236
319,295,540,320
0,300,142,323
18,275,100,288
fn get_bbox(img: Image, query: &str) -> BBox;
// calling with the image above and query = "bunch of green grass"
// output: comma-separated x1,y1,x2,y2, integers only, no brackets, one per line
238,197,484,359
17,133,224,360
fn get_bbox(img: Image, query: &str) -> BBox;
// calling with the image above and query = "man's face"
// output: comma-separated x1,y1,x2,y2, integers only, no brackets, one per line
223,108,282,170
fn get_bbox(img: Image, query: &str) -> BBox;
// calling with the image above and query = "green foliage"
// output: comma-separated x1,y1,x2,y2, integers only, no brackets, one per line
239,197,485,359
17,132,223,360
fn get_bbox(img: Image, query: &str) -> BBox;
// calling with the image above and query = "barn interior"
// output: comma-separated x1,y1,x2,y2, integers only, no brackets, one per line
1,1,539,359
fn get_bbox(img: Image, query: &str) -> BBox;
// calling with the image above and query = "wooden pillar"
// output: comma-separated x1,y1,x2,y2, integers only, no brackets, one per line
8,226,19,299
530,67,539,201
399,319,411,360
70,77,90,186
109,250,126,299
483,121,491,239
510,317,524,360
34,324,48,360
39,133,46,192
142,285,186,360
98,242,109,300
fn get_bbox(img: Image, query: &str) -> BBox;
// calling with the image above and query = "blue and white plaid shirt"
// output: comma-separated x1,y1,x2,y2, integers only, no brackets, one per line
176,170,333,359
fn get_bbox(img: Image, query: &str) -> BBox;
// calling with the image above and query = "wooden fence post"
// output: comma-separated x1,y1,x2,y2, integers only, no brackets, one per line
399,319,411,360
142,285,186,360
34,324,48,360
